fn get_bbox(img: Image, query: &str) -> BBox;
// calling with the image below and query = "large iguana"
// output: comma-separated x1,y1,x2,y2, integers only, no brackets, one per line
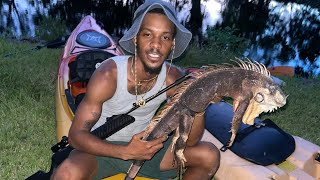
125,60,287,179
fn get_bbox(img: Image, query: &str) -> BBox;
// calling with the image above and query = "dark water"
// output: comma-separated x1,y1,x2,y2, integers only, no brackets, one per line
1,0,319,76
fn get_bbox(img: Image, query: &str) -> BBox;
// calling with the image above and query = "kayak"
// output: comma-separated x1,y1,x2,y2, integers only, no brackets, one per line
55,15,124,141
50,15,320,180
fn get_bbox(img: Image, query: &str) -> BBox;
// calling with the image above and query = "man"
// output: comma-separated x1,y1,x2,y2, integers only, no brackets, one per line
51,0,220,179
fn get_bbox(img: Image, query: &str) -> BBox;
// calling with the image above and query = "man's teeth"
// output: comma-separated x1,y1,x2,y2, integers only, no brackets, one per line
149,53,160,58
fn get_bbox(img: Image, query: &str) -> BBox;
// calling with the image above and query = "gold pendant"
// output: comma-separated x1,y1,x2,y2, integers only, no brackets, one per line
137,98,146,107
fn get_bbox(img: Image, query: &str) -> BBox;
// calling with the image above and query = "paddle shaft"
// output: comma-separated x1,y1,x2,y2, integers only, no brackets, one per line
3,36,68,58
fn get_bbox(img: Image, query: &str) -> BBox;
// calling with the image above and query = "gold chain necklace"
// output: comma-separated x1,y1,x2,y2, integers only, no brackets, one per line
133,56,158,106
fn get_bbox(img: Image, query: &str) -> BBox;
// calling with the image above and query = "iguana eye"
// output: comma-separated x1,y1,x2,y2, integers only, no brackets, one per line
254,93,264,103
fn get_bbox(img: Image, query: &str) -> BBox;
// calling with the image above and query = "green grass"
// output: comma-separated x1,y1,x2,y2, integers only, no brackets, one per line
0,37,319,180
0,38,60,179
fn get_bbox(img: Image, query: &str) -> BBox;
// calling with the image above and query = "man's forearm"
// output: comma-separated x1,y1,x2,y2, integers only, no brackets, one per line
68,131,127,159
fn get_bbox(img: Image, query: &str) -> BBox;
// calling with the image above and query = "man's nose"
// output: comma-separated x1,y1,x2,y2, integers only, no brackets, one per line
150,37,161,49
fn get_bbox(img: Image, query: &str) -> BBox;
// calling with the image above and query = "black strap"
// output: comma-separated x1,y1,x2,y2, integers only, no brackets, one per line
235,121,266,142
91,114,135,138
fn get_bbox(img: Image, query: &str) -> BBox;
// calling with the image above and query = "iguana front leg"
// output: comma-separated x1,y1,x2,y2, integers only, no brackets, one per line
228,100,249,147
173,111,194,168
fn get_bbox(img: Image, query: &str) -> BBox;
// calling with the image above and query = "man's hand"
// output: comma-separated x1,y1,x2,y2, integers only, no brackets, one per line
122,131,168,160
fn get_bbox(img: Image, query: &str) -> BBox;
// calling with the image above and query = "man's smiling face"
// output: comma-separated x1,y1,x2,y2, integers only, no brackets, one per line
136,11,175,74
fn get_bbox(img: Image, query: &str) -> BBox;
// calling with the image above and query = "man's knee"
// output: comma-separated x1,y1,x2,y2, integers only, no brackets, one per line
186,141,220,171
51,159,79,180
51,151,98,180
198,142,220,175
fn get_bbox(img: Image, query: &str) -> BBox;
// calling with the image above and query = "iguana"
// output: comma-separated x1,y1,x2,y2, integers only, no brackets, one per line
125,60,287,179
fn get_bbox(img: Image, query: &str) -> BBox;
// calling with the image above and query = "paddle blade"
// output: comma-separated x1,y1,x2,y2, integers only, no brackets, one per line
45,35,69,48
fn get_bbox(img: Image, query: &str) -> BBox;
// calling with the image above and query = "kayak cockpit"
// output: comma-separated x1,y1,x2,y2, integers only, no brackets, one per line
66,50,115,112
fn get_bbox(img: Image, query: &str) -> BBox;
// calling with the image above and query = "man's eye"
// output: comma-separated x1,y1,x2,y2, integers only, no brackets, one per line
162,36,171,40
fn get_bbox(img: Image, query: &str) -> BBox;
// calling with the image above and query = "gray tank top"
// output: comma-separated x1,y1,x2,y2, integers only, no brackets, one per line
91,56,167,142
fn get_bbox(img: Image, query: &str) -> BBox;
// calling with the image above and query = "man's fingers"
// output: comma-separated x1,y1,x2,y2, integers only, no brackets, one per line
132,131,145,140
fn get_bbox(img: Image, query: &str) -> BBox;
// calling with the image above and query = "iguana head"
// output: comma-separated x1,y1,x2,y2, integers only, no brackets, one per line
232,61,287,125
242,79,286,125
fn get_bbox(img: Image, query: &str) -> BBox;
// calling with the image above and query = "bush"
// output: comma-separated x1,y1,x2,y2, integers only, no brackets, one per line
35,16,68,41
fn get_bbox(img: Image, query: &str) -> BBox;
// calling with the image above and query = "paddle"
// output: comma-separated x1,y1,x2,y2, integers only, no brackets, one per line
3,35,69,58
